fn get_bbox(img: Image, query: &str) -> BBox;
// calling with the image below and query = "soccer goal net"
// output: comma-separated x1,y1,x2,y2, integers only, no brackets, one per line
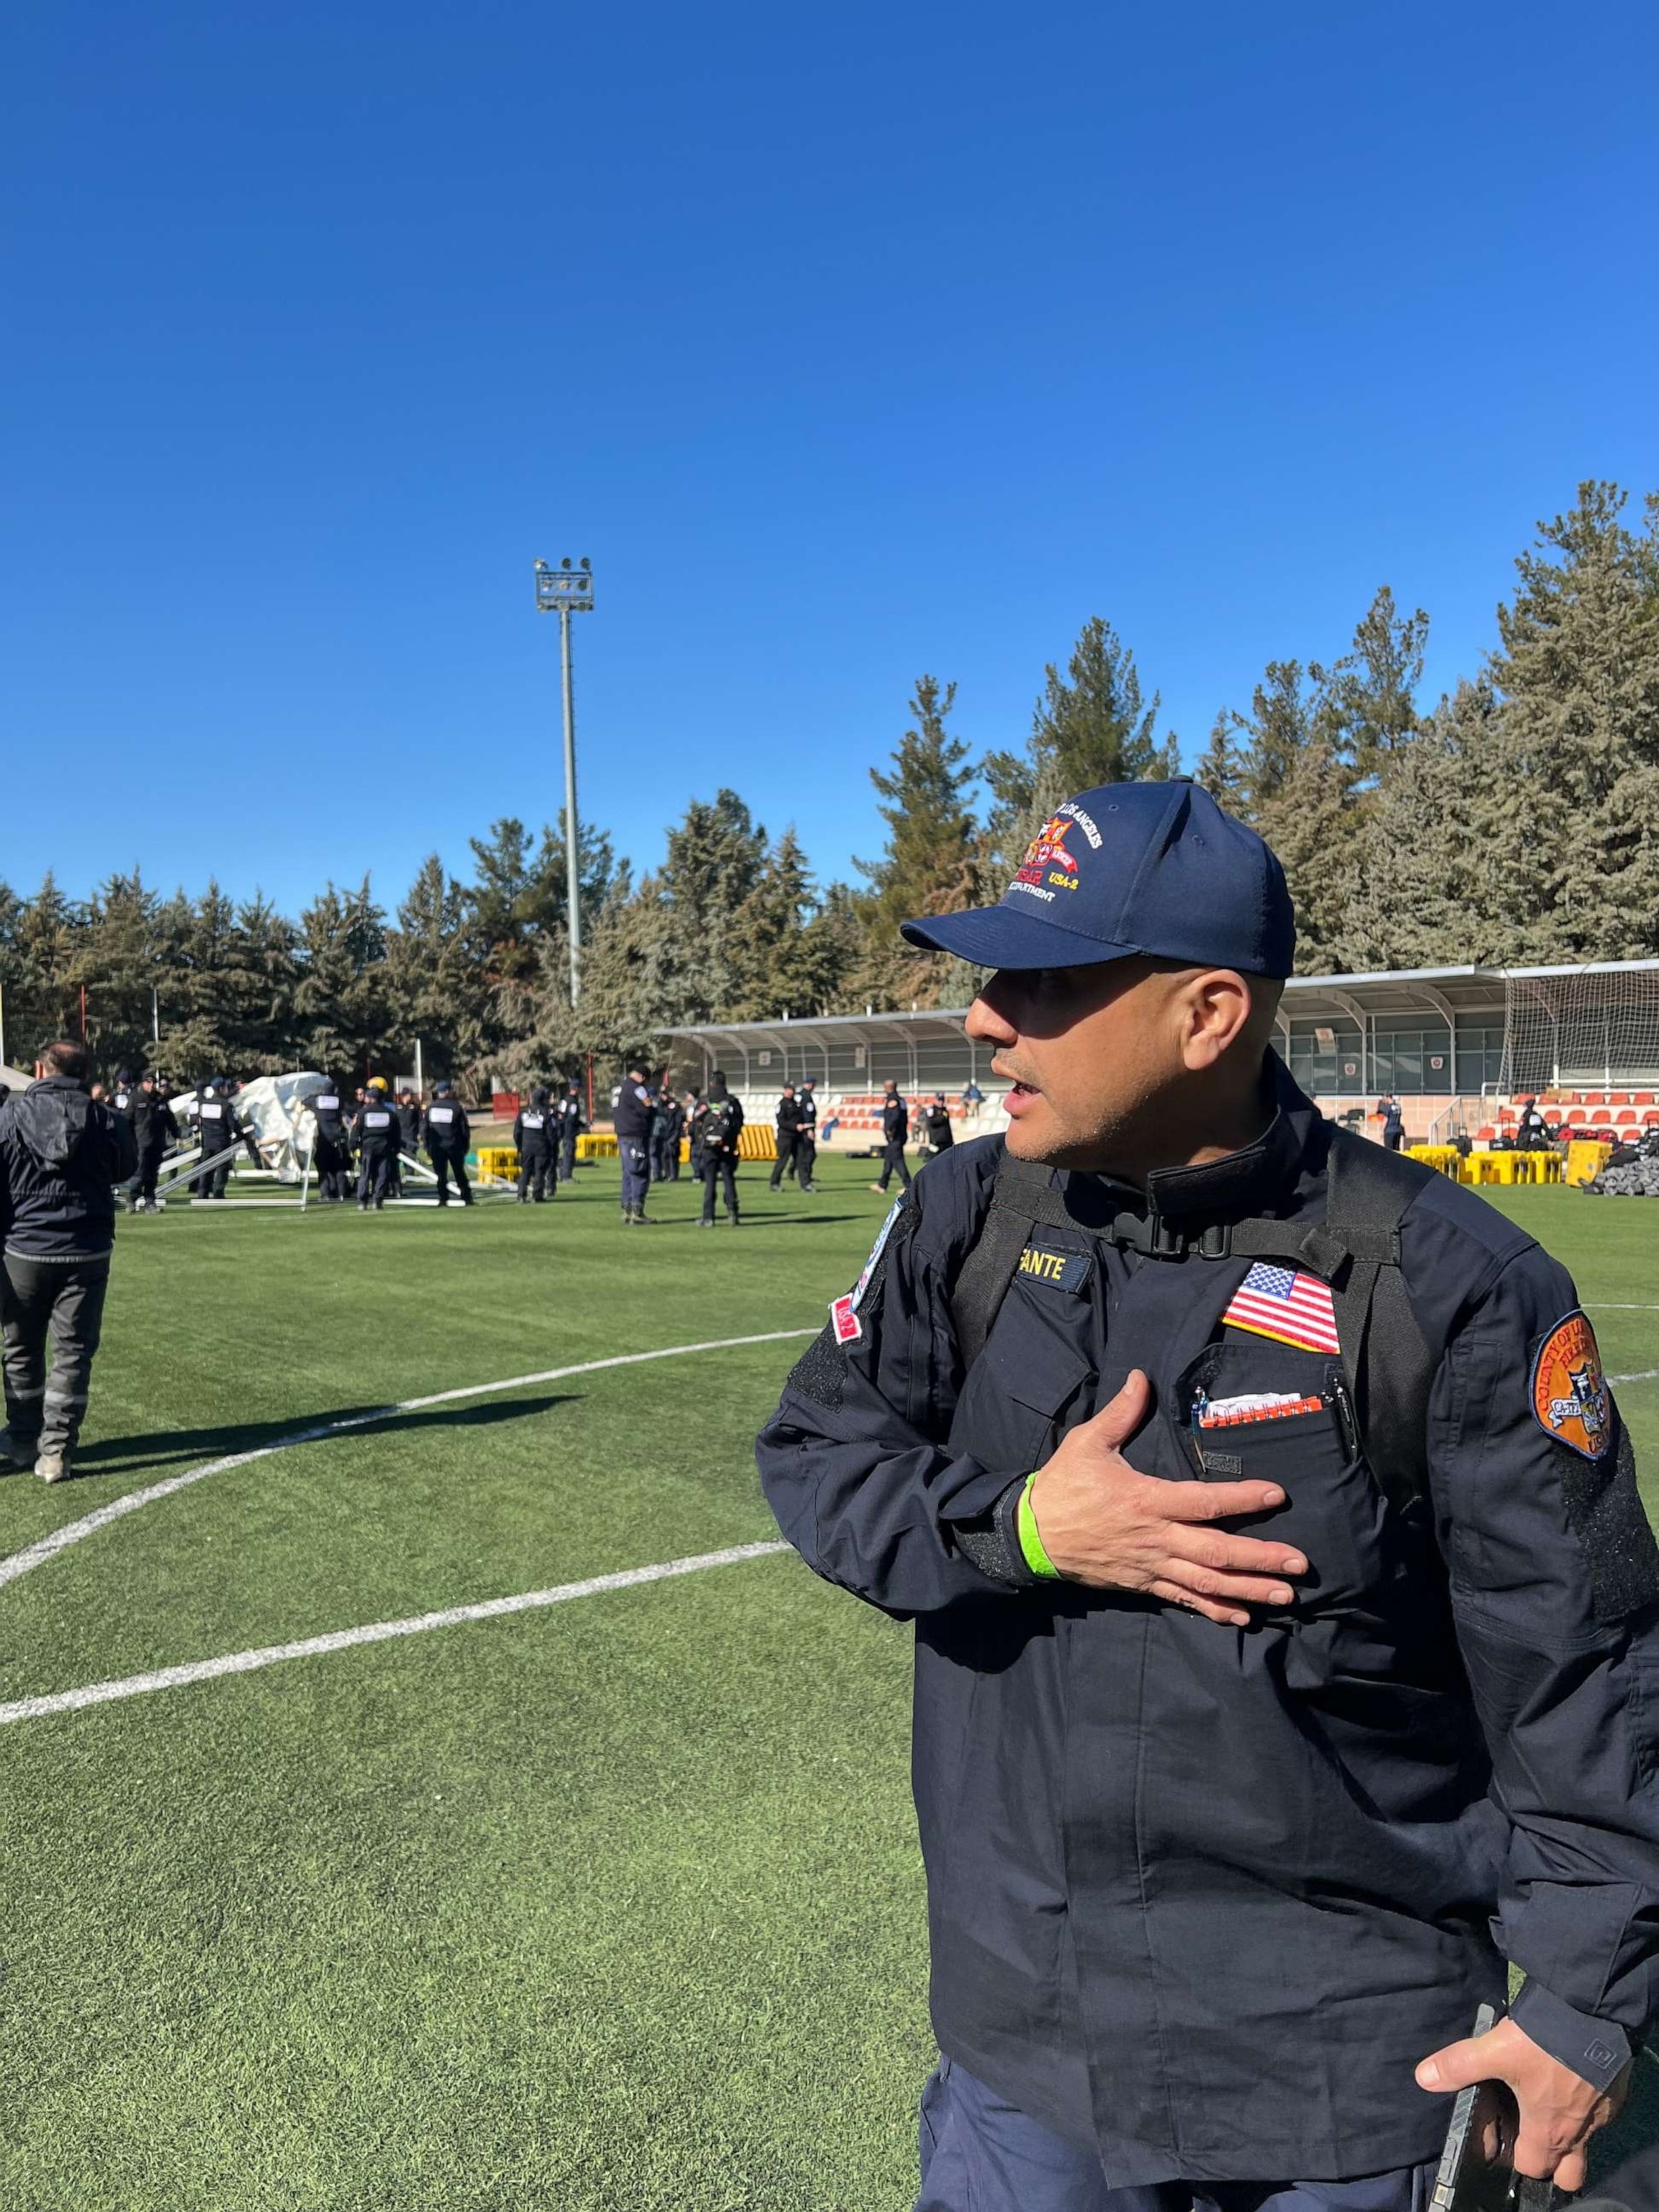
1500,964,1659,1093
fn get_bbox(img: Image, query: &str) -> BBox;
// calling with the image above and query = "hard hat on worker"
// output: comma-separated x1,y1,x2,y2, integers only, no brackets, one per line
900,780,1295,978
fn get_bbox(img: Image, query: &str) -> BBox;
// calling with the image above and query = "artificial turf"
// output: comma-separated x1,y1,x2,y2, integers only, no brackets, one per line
0,1157,1653,2207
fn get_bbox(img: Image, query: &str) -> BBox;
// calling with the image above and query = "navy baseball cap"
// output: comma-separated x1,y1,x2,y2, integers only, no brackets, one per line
901,781,1295,976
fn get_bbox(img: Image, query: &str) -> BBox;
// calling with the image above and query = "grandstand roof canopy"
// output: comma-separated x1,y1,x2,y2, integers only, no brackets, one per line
659,959,1659,1099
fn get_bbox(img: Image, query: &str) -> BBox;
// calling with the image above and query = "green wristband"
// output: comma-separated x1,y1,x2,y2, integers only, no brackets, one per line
1016,1474,1061,1581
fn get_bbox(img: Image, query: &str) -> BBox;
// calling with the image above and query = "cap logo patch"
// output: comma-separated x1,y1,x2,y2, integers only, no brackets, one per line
1013,814,1082,899
1531,1310,1612,1461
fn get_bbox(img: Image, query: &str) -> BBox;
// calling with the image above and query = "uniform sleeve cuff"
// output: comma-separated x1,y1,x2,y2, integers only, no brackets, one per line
1509,1980,1631,2094
949,1479,1044,1588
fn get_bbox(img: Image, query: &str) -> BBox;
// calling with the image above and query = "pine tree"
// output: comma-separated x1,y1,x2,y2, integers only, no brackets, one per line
74,870,162,1076
984,617,1176,869
854,676,980,1008
1195,713,1248,809
732,828,855,1018
293,878,391,1080
1483,482,1659,960
1323,586,1429,781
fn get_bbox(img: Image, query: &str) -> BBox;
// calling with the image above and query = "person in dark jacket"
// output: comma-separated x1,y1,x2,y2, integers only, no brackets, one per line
920,1092,954,1155
423,1080,472,1205
757,781,1653,2211
695,1075,744,1228
0,1041,137,1481
794,1079,819,1190
869,1079,911,1192
513,1087,556,1202
556,1080,585,1182
1377,1091,1406,1151
768,1085,802,1191
650,1087,684,1183
351,1082,402,1211
192,1078,258,1200
307,1080,353,1204
685,1089,706,1179
129,1071,179,1213
613,1062,657,1225
394,1089,423,1193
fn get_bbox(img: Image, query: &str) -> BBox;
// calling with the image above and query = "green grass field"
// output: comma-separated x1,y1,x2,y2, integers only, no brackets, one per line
0,1161,1655,2208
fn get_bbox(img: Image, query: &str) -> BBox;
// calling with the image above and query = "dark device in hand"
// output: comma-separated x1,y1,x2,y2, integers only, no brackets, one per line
1430,2005,1555,2212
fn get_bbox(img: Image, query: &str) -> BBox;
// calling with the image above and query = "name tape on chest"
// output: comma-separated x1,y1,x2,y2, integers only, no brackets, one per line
365,1110,391,1128
201,1103,223,1120
829,1201,902,1345
428,1106,454,1124
315,1095,339,1112
1531,1309,1612,1461
1221,1263,1340,1355
1017,1241,1090,1293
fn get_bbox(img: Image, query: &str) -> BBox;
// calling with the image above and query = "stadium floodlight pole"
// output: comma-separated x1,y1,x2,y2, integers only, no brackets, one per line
533,556,594,1007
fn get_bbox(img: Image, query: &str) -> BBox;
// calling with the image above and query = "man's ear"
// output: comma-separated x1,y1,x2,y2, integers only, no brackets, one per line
1179,970,1254,1071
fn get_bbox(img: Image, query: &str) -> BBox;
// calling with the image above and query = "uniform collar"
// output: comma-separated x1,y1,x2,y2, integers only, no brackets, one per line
1058,1054,1321,1233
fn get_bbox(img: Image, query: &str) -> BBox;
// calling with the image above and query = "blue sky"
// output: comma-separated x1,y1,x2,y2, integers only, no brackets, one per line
4,1,1655,916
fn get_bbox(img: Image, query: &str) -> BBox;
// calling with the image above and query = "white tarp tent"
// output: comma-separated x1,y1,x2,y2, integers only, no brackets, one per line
1,1064,32,1094
231,1071,329,1184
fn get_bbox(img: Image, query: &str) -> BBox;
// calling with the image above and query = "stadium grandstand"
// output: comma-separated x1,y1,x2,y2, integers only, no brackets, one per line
660,957,1659,1151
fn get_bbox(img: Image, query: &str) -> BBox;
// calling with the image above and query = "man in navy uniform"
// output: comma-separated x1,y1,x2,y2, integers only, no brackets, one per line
769,1083,802,1192
556,1079,585,1182
870,1078,912,1193
795,1077,819,1192
696,1074,744,1229
423,1080,472,1206
129,1070,178,1213
513,1087,556,1202
757,781,1655,2211
351,1081,402,1211
613,1061,657,1225
307,1079,353,1204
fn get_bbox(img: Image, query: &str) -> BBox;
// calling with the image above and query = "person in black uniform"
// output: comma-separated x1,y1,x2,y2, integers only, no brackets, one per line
514,1087,556,1202
696,1075,744,1228
870,1078,911,1192
1516,1096,1550,1151
655,1087,685,1182
307,1079,353,1202
613,1062,657,1225
795,1078,819,1191
395,1089,423,1192
193,1077,258,1200
768,1084,802,1191
758,780,1655,2212
685,1089,706,1180
108,1071,140,1209
128,1071,179,1213
920,1091,954,1156
423,1080,472,1204
0,1042,137,1482
351,1081,401,1210
1377,1091,1406,1151
556,1079,585,1182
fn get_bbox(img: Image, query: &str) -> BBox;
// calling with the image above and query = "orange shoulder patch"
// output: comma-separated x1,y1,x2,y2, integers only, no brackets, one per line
1530,1310,1614,1461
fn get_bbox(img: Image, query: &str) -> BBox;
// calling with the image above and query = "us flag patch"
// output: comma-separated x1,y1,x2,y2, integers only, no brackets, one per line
1221,1264,1341,1355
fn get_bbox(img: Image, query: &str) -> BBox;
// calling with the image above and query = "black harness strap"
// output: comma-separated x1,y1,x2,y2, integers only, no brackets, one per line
947,1131,1439,1510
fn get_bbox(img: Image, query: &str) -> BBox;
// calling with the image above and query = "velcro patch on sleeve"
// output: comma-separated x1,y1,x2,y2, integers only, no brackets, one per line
1016,1242,1090,1293
1530,1310,1614,1462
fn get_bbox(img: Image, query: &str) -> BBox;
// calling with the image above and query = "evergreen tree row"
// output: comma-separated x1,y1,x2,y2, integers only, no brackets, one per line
4,480,1655,1085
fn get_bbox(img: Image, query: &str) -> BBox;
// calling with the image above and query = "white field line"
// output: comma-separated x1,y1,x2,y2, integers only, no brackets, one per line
1613,1370,1659,1386
0,1331,817,1594
0,1542,792,1727
1588,1304,1659,1312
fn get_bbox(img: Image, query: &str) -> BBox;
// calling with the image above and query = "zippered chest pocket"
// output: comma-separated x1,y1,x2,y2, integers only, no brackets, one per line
1174,1341,1390,1616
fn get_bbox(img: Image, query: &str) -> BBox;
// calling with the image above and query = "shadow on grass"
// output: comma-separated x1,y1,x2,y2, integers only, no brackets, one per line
72,1393,577,1482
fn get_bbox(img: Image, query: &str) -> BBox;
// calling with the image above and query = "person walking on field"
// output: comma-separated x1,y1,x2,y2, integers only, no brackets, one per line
760,781,1656,2212
696,1076,744,1228
1377,1091,1405,1151
0,1042,136,1483
769,1083,802,1191
869,1078,911,1192
514,1087,557,1202
556,1079,585,1182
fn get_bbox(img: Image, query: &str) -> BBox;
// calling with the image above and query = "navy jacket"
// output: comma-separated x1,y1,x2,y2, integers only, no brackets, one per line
882,1094,909,1143
423,1101,469,1159
757,1066,1659,2185
613,1081,655,1142
351,1102,401,1159
130,1091,178,1154
0,1078,138,1258
513,1107,553,1157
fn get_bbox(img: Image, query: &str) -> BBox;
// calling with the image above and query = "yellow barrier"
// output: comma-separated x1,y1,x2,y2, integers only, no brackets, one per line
578,1133,619,1159
1405,1144,1461,1177
475,1146,518,1182
1565,1140,1613,1188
